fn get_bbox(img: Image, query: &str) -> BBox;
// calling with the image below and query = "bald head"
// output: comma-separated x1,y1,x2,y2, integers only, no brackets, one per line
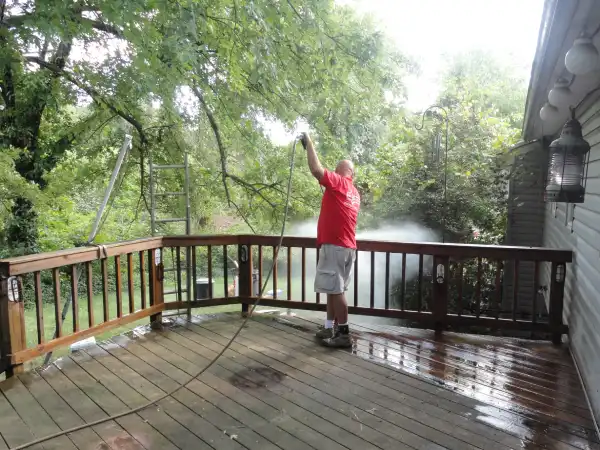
335,159,354,178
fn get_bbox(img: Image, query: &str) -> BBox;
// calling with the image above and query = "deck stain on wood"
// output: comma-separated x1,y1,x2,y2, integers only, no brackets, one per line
229,367,286,389
97,435,140,450
256,314,600,450
0,312,598,450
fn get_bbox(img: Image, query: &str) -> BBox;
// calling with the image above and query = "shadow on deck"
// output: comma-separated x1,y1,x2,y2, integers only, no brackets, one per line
0,312,597,450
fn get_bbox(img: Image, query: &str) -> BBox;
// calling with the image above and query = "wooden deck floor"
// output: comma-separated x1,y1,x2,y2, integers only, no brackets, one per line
0,311,597,450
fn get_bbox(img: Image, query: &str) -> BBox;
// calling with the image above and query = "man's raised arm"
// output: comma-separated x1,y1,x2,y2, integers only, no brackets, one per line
301,133,325,181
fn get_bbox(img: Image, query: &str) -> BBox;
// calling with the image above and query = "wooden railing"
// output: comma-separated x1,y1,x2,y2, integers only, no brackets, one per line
0,235,571,376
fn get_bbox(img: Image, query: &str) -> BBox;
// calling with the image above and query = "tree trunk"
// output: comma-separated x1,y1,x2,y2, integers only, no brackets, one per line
1,34,72,254
6,198,39,255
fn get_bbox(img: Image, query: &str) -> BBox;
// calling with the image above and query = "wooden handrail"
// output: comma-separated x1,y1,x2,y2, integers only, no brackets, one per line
0,233,573,377
162,235,240,247
169,235,573,263
1,235,572,277
0,237,163,276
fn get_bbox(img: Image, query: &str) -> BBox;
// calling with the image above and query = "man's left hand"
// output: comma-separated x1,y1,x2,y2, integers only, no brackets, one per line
299,132,312,150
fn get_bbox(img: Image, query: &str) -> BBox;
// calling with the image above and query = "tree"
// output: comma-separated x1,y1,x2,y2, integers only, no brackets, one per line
368,51,525,244
1,0,410,255
360,52,526,314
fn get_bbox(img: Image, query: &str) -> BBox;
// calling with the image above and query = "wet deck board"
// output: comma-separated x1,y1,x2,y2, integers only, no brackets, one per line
258,314,599,450
0,313,596,450
175,319,519,450
194,316,596,450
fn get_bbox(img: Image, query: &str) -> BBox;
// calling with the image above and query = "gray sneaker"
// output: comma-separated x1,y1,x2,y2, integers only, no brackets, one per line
315,326,335,339
322,332,352,348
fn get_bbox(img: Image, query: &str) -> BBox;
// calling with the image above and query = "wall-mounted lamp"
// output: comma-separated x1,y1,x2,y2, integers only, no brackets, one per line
436,264,445,284
548,78,573,109
555,264,566,283
540,102,560,122
565,36,599,75
544,110,590,203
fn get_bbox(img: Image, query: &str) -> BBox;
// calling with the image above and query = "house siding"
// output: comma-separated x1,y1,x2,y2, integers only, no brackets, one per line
504,142,547,316
542,98,600,425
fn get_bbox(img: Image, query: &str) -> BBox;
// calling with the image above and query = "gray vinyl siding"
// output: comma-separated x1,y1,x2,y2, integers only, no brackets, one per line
542,98,600,424
504,143,547,316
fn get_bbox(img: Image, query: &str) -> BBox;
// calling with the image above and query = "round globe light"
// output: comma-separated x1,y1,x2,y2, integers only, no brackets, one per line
540,102,560,122
565,37,599,75
548,79,573,109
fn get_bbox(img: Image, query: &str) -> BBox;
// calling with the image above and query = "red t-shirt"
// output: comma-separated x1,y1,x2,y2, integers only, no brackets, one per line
317,170,360,249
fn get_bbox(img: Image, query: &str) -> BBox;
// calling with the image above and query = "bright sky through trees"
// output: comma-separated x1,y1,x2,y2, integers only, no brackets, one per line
340,0,544,110
265,0,544,144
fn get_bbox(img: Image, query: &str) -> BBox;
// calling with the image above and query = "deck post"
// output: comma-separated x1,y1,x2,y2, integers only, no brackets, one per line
549,262,566,345
432,256,449,336
0,276,26,376
149,247,164,329
238,240,253,317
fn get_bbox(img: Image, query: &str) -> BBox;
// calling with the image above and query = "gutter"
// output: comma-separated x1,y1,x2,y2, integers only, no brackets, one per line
500,138,542,168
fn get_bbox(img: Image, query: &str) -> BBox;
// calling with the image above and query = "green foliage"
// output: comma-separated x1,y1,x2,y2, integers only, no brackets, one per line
367,52,525,244
1,0,526,271
1,0,409,253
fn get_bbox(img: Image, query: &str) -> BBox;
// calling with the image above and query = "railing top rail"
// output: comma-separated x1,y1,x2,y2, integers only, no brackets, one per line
358,239,572,262
166,235,572,262
233,235,572,262
162,235,241,247
0,237,163,277
0,233,573,278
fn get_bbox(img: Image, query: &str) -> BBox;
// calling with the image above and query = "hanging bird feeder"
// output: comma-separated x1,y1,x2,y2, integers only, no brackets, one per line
544,110,590,203
430,131,441,163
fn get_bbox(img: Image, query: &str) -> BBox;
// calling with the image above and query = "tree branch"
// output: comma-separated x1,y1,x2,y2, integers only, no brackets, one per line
192,85,231,207
286,0,303,21
227,174,279,208
83,18,123,38
0,0,6,23
230,200,257,234
0,1,15,110
5,14,124,38
26,56,148,144
39,36,49,60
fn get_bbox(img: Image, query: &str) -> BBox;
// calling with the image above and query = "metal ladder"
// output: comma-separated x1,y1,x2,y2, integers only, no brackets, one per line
149,151,192,310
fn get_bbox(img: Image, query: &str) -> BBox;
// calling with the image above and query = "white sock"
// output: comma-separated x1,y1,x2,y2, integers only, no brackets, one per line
325,319,334,329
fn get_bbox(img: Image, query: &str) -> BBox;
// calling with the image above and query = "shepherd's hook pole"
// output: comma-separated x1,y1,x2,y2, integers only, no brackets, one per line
415,106,449,243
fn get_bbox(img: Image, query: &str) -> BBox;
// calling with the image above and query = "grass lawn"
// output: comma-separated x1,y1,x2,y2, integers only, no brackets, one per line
23,277,228,354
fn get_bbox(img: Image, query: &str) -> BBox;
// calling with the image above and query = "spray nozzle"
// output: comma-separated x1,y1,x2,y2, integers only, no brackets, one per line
297,132,308,149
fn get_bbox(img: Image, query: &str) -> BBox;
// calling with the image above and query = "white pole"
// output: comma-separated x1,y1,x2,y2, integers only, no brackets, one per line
44,133,132,365
88,134,132,242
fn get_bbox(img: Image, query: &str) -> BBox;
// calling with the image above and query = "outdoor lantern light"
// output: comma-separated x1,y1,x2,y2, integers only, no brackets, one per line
565,37,599,75
548,78,573,108
540,102,560,122
555,264,566,283
544,110,591,203
436,264,445,284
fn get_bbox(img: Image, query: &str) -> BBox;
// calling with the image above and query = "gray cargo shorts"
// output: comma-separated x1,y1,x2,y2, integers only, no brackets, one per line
314,244,356,295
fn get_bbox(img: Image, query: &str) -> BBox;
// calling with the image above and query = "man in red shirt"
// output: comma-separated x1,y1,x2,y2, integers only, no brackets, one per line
300,133,360,348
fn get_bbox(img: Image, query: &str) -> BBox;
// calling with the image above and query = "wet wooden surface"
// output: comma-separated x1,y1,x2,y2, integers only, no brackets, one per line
0,312,597,450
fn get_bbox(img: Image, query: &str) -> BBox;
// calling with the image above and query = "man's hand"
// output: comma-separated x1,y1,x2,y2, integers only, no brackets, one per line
299,132,309,150
302,132,324,181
